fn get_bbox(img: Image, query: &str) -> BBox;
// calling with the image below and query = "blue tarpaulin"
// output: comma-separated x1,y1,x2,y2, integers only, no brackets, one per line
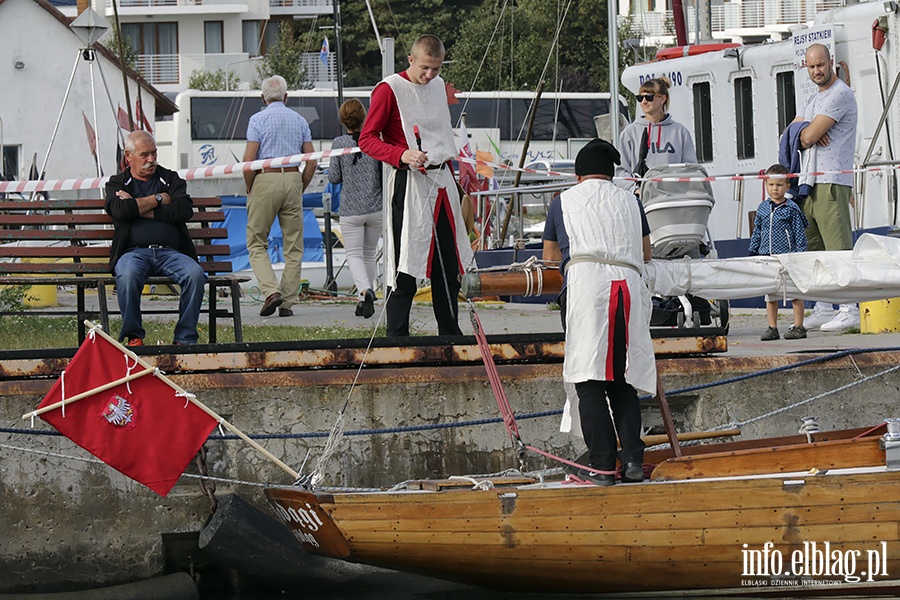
217,195,324,272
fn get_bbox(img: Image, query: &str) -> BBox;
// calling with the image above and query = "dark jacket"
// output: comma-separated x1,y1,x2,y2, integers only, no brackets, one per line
104,165,198,271
778,121,814,202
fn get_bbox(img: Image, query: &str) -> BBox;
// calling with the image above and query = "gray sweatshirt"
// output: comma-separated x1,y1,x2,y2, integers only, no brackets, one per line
618,114,698,179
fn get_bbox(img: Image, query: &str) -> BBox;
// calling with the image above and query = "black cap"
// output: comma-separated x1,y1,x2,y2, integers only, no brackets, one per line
574,138,621,177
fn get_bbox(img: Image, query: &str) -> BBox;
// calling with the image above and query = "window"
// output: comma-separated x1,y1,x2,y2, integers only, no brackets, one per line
204,21,224,54
189,96,370,141
692,82,713,163
734,76,754,159
1,145,19,181
121,22,178,55
776,71,796,136
242,20,262,55
263,21,280,54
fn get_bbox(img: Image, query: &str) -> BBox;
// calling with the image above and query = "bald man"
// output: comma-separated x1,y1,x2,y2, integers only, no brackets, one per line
791,43,858,333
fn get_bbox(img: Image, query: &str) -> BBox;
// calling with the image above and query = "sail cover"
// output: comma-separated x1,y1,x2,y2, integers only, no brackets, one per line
645,233,900,304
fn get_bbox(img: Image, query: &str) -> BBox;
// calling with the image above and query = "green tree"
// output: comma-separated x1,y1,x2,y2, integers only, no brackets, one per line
309,0,482,88
101,25,138,72
444,0,641,93
255,25,310,89
187,68,239,91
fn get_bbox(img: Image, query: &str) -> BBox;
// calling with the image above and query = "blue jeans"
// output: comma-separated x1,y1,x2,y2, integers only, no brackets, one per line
115,248,206,344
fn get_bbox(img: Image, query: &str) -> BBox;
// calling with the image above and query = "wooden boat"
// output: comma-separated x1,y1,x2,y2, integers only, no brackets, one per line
265,423,900,594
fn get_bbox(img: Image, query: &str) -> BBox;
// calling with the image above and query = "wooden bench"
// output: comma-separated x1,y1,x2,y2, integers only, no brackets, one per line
0,196,247,344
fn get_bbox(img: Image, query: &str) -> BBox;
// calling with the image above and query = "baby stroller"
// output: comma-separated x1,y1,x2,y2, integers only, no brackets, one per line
640,163,728,330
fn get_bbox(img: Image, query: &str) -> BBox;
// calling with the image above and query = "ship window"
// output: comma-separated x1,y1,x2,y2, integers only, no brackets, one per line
692,82,713,163
1,145,19,181
734,77,754,159
776,71,796,136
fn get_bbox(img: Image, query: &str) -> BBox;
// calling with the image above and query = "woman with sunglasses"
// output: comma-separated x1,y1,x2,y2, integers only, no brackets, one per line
618,77,697,195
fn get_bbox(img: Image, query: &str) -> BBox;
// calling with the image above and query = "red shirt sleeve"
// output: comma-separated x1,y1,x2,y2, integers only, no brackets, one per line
359,76,410,169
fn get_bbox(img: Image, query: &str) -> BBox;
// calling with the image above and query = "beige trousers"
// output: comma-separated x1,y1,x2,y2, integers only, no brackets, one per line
246,172,304,308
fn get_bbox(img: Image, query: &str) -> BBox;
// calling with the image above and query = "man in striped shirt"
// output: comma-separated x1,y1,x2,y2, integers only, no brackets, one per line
243,75,317,317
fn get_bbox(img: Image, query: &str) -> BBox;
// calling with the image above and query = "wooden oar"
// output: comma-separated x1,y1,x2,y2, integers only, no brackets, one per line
641,428,740,447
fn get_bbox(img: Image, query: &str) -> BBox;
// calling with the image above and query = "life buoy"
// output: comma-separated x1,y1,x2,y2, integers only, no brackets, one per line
655,43,741,60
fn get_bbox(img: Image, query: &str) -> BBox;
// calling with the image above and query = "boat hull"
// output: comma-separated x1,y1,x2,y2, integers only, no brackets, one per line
266,467,900,594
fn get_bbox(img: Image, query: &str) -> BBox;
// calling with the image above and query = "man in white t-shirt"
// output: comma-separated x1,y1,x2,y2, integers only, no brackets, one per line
792,43,859,333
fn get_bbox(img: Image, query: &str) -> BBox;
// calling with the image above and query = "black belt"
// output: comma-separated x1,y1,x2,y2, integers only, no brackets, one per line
135,244,171,249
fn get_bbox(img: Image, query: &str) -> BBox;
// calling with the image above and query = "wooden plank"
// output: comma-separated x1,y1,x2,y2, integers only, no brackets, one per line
0,247,112,258
0,199,103,210
409,476,536,491
0,197,221,210
651,436,885,481
0,230,113,242
323,471,900,518
0,211,223,226
339,502,900,533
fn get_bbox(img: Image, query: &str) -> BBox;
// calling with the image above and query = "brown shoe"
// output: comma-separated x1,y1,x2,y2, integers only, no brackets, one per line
259,292,283,316
278,307,293,317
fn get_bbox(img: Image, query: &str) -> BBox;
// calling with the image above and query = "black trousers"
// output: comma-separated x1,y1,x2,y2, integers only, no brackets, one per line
570,286,645,470
385,170,462,337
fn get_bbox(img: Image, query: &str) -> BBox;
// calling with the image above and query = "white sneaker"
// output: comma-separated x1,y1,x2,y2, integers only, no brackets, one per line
804,302,835,330
820,304,860,333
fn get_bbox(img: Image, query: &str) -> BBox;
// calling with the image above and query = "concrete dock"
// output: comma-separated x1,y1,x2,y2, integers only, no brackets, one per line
2,289,899,592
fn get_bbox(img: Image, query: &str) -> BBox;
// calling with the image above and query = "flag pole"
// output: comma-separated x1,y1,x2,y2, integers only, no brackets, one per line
22,366,156,419
40,322,300,481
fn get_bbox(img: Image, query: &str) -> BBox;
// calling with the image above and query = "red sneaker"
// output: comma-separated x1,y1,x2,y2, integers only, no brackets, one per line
127,337,144,347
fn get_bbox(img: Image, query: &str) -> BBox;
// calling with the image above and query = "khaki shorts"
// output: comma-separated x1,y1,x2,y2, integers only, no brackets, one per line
801,183,853,252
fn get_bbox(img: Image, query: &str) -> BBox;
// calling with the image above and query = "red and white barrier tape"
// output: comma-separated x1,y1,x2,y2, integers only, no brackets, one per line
456,155,895,184
0,147,359,194
1,144,894,194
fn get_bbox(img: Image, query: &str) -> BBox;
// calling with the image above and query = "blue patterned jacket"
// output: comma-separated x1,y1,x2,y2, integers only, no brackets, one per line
748,198,808,256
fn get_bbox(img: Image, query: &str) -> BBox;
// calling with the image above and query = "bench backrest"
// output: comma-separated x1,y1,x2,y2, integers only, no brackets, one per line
0,197,232,276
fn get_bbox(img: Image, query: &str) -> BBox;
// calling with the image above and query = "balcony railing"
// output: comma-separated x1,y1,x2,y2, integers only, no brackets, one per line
269,0,331,8
626,0,846,39
135,54,180,85
111,0,245,8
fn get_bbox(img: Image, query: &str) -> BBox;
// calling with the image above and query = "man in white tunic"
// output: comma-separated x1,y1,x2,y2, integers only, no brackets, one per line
359,35,473,336
542,139,656,486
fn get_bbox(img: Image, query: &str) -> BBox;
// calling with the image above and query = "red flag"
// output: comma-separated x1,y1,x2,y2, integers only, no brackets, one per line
117,105,133,132
445,82,460,105
135,98,153,134
82,112,97,156
37,334,217,496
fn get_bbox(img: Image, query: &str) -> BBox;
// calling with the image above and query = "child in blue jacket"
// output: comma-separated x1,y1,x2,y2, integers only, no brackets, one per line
748,164,809,341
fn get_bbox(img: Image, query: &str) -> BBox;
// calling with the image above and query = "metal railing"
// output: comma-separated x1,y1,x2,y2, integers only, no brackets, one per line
269,0,331,7
627,0,846,38
135,54,180,85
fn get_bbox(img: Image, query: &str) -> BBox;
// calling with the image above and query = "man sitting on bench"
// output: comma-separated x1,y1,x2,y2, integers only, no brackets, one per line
104,130,206,346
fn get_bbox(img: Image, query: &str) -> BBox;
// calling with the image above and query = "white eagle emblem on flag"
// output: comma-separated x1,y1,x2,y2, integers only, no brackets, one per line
101,394,135,429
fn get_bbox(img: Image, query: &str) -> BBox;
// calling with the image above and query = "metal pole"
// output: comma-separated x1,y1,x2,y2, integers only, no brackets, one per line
34,49,82,198
333,0,344,106
322,192,337,293
88,49,102,177
608,0,621,144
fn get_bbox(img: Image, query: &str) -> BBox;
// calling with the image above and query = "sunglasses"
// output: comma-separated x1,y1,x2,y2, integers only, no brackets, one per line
635,94,656,102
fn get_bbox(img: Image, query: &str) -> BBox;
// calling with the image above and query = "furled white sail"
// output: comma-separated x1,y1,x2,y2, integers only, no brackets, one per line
645,233,900,304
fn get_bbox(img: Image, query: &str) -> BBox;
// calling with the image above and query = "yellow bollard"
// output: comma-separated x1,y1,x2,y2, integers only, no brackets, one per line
860,298,900,333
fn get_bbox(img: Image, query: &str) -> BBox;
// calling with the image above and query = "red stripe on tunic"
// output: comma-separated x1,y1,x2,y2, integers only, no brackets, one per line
605,279,632,379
